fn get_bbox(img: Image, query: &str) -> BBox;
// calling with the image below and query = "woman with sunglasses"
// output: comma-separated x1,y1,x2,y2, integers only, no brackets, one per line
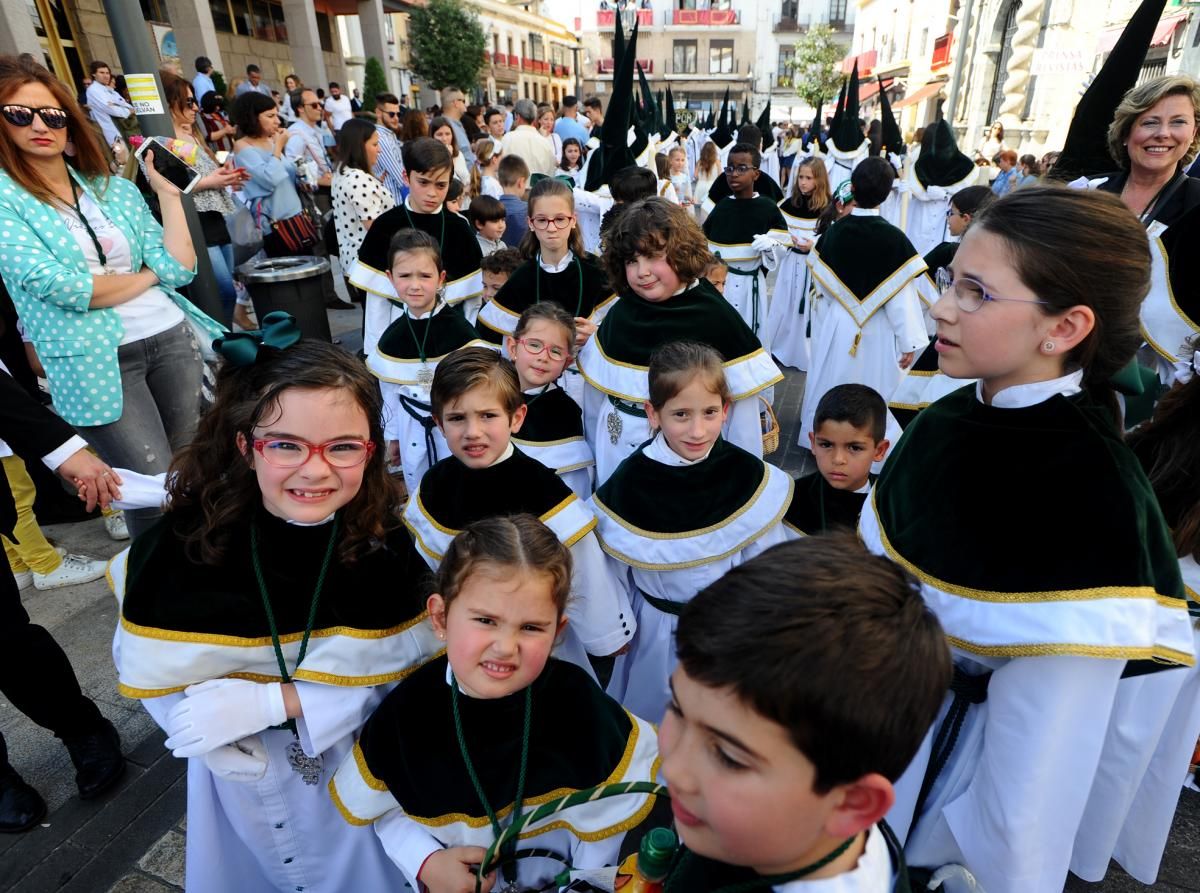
153,70,246,325
860,187,1193,893
0,55,223,540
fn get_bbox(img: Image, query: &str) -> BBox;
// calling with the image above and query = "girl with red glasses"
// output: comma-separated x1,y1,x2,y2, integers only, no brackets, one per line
112,333,442,892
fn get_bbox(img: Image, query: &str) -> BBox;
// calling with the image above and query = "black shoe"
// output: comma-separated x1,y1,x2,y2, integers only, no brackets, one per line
0,768,47,833
325,298,356,310
63,719,125,800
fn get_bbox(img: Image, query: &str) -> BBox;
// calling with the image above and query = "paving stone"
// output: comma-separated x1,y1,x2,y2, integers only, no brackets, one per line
135,831,185,888
106,873,180,893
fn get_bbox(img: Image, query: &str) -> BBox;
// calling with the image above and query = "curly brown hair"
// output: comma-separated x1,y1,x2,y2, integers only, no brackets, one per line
166,340,398,566
602,197,711,294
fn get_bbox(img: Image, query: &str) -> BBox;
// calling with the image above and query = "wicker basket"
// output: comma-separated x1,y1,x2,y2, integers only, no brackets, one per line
759,396,780,456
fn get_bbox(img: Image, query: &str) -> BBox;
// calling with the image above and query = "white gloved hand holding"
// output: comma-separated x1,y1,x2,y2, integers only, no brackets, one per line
893,177,911,195
164,678,288,758
751,233,783,253
926,184,948,202
203,735,270,782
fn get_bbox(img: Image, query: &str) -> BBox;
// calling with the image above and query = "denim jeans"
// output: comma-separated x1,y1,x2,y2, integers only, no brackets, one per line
208,243,237,323
77,321,204,538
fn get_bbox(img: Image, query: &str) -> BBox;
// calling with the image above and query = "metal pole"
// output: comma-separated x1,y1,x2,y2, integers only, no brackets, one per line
573,43,583,99
944,0,977,123
100,0,225,325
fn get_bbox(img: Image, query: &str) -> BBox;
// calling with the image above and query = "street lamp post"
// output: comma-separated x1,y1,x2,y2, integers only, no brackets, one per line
572,40,583,99
100,0,223,325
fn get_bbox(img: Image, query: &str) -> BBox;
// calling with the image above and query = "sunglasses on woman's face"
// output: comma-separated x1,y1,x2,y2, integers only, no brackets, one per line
185,97,199,108
2,104,69,129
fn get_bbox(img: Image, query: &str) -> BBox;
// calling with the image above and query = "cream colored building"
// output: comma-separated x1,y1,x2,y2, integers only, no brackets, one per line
851,0,1195,157
472,0,580,106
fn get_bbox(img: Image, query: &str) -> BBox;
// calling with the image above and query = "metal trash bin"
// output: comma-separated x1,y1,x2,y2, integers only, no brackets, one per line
236,256,333,342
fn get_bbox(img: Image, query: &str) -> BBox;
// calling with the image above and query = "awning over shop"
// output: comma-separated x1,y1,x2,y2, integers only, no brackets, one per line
1097,11,1187,54
860,77,894,101
894,81,944,109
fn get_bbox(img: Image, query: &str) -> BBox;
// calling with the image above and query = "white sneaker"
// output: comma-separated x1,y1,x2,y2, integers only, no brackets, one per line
33,554,107,591
104,511,130,541
12,570,33,591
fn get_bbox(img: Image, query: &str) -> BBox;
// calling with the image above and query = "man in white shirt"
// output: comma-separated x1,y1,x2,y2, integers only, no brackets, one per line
439,87,475,165
500,99,557,177
285,89,333,187
324,83,354,133
84,61,133,152
192,57,216,105
234,64,272,98
484,107,506,152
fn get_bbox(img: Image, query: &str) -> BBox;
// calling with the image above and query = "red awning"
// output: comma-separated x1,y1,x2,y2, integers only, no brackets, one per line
860,77,894,101
1097,11,1187,54
894,81,944,109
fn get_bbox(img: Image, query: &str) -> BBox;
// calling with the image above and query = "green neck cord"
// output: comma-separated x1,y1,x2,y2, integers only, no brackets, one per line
451,679,533,888
404,302,440,363
250,516,340,731
535,252,584,317
404,202,446,250
666,835,857,893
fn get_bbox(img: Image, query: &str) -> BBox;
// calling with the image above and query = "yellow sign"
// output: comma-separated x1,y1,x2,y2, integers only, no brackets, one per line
124,73,164,115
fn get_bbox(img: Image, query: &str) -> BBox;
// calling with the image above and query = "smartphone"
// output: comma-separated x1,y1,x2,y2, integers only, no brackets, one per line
134,136,202,194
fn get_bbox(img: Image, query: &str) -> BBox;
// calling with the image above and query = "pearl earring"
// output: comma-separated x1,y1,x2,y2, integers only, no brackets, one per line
1043,340,1055,352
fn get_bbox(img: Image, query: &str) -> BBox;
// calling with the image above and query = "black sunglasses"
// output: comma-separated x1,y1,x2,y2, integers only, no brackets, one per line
186,97,199,108
2,104,69,129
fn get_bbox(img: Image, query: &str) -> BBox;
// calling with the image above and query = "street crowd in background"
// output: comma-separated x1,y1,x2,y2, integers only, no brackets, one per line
1,2,1200,888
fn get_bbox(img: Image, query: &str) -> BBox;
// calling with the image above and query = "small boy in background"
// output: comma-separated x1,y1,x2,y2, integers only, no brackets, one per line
702,255,728,295
480,247,523,307
660,535,950,890
785,384,889,537
468,194,508,256
443,178,464,215
497,154,530,247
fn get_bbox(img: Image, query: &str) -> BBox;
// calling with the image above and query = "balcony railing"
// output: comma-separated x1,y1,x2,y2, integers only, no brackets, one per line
672,8,739,26
597,9,654,28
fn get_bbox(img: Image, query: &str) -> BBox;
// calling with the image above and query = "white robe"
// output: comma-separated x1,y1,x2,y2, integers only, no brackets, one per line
592,437,795,724
860,375,1196,893
773,824,895,892
799,211,927,446
762,212,819,370
823,139,870,188
133,677,407,893
902,167,980,259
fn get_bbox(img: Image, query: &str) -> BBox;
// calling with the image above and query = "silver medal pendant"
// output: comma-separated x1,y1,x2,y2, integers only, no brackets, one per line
285,738,324,785
416,363,434,387
606,411,622,445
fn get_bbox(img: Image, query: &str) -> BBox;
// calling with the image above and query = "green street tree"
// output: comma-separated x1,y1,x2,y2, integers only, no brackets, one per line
409,0,487,91
790,24,843,109
361,57,389,113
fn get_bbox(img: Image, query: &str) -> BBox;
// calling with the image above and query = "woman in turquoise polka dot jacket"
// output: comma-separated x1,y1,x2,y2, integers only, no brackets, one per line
0,56,223,538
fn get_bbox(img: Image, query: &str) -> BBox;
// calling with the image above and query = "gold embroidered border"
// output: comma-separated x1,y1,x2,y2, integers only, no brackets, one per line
119,612,430,646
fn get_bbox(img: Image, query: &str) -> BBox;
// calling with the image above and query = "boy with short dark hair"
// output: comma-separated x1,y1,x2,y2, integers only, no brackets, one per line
403,347,634,662
800,156,928,447
702,142,790,345
660,535,951,890
468,194,508,255
351,137,484,351
785,384,889,537
480,247,523,305
497,154,531,247
599,166,660,247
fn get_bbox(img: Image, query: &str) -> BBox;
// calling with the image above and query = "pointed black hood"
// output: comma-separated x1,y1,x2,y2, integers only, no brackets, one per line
711,87,734,148
584,14,640,191
804,97,825,152
757,100,774,150
1051,0,1170,181
913,118,975,187
830,62,863,152
741,97,751,127
878,77,904,156
666,86,678,136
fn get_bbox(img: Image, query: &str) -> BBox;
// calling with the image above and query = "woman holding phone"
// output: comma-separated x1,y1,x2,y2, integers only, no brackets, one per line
0,55,223,539
155,70,246,324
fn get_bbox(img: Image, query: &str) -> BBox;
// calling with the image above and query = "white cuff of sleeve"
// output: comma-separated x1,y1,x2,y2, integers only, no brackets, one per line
43,435,88,472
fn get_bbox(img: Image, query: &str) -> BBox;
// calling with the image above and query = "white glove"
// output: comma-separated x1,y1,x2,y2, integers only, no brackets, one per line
888,151,903,170
203,735,269,782
926,185,948,202
751,233,783,253
164,678,288,758
893,178,911,195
